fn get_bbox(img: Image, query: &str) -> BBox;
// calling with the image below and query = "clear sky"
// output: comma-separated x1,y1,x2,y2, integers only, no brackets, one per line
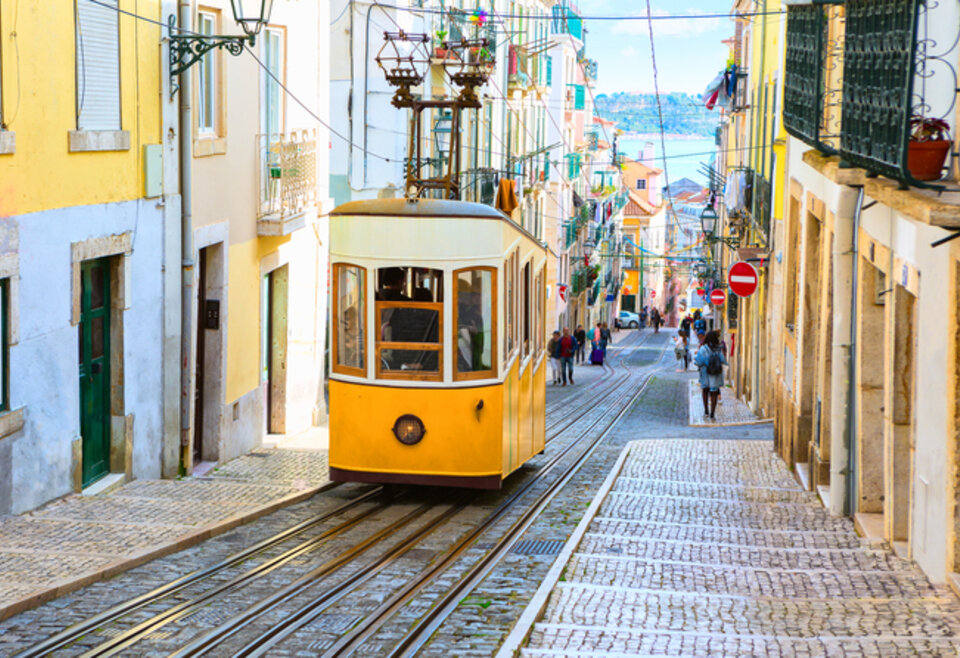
576,0,741,97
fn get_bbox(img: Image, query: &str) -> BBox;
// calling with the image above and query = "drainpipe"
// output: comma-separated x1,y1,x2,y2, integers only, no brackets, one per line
830,185,863,516
178,0,195,475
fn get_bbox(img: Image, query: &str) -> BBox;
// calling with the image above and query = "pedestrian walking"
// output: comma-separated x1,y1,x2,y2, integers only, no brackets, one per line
693,310,707,337
694,330,727,420
574,324,586,364
547,330,561,384
600,322,612,355
558,327,578,385
651,308,662,333
590,322,605,365
639,307,648,329
680,315,692,340
673,331,689,371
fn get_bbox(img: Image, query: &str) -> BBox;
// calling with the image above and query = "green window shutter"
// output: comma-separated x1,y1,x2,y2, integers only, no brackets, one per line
574,85,585,111
546,56,553,86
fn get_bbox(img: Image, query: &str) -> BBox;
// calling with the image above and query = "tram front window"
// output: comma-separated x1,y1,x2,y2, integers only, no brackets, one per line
376,267,443,380
333,264,365,376
455,268,496,379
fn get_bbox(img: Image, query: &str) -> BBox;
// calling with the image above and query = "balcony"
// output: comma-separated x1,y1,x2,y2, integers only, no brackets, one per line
565,84,585,111
784,0,959,188
550,3,583,41
257,131,317,236
508,45,532,91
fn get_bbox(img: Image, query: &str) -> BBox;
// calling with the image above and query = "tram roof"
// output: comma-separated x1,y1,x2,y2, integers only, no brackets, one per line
330,198,508,220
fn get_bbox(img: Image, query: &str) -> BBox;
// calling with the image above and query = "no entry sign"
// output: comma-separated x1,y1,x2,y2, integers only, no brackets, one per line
710,288,727,306
728,261,759,297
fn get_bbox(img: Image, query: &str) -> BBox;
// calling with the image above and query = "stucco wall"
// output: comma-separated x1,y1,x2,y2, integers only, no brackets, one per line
10,199,164,513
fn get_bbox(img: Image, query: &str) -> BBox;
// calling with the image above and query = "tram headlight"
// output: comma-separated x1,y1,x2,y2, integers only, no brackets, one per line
392,414,426,445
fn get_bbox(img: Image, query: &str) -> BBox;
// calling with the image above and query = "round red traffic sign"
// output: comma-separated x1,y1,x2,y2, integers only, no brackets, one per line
650,290,657,298
710,288,727,306
728,261,759,297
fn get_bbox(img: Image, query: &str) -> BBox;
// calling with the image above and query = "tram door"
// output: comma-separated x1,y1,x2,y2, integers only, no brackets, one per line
263,266,288,434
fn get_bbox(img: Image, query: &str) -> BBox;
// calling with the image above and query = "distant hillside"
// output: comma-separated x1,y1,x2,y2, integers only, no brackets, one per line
595,92,718,138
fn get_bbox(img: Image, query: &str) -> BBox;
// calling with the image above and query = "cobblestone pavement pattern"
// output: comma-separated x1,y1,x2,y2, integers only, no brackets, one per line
687,381,771,427
0,447,328,619
511,439,960,657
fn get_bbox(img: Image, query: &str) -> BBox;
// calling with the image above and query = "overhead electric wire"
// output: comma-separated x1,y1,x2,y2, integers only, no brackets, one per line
379,3,786,22
82,0,398,163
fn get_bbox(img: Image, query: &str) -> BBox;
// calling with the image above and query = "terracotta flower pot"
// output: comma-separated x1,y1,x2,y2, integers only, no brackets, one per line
907,139,951,181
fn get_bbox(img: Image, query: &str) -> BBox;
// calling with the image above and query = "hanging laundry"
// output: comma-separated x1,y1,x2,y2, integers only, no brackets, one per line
496,179,518,214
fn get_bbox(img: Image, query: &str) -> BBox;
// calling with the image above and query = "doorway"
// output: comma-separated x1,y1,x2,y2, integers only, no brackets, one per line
264,265,288,434
79,258,111,487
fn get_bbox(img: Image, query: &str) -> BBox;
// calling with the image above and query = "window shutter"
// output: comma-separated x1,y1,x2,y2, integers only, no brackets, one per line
76,0,121,131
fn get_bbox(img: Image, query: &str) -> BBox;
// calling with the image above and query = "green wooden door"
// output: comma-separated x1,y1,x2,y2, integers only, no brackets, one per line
79,258,111,487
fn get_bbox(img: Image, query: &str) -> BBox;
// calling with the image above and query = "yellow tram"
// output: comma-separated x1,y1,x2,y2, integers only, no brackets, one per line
328,198,548,488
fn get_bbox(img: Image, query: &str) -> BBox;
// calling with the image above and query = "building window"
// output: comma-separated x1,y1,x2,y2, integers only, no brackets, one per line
375,267,443,381
636,179,646,191
197,10,218,135
505,252,516,357
75,0,121,131
261,27,284,138
454,267,497,381
332,264,366,377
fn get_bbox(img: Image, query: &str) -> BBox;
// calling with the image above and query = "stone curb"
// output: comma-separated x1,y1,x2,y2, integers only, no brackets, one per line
687,381,772,427
496,442,635,658
0,483,328,622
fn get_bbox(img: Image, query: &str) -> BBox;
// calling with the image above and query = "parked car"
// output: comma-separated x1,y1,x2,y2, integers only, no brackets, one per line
616,310,640,328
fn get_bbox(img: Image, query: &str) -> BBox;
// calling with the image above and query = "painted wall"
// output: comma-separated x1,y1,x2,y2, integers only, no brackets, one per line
0,1,162,216
12,200,165,512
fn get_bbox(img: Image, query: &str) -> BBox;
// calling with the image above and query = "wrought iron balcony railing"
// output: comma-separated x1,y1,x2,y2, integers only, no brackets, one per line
257,130,317,235
783,4,842,154
785,0,958,188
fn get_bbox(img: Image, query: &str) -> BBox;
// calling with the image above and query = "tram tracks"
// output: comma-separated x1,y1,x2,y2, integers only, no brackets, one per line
20,332,666,657
213,335,667,657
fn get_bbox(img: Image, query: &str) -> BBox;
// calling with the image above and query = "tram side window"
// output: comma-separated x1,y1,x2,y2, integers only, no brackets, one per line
522,261,531,358
455,268,497,379
535,268,544,357
375,267,443,380
333,264,365,376
504,255,515,357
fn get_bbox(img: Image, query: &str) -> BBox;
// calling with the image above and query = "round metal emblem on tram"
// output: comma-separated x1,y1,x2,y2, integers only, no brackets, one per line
392,414,426,445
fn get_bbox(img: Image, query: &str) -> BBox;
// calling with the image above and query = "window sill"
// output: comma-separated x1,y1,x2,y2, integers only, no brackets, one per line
0,131,14,155
194,135,227,157
0,407,25,442
68,130,131,152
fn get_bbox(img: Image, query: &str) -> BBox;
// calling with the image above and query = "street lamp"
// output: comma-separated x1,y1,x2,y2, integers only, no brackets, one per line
700,205,739,247
582,239,595,258
700,205,719,238
168,0,276,94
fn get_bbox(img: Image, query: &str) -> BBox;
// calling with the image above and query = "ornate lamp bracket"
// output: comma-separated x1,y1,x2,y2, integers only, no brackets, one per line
168,15,250,97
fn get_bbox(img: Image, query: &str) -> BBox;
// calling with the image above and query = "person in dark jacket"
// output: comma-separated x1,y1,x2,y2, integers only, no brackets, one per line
574,325,586,364
557,327,579,385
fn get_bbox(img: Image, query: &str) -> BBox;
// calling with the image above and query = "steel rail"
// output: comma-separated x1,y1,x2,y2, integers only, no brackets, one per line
311,338,667,656
13,481,364,658
543,330,650,437
384,341,665,658
543,329,647,418
214,338,656,655
168,501,439,657
78,491,408,658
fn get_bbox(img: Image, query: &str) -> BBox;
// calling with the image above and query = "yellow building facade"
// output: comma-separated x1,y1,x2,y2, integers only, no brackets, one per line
0,1,178,512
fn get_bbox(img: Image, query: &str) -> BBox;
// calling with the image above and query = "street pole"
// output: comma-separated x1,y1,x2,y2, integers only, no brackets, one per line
639,241,645,312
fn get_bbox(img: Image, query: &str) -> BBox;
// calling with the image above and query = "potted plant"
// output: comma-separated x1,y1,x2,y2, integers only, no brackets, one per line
908,116,951,181
434,29,448,59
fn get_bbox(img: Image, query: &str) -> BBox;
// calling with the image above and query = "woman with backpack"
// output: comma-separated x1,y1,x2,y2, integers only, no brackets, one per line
694,329,727,420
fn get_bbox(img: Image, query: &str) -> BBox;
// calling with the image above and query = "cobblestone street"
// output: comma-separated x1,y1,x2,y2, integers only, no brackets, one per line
1,330,958,657
505,438,960,657
0,445,329,621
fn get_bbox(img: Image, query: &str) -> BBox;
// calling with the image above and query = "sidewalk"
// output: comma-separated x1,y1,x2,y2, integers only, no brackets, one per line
687,381,773,427
501,439,960,657
0,427,329,621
